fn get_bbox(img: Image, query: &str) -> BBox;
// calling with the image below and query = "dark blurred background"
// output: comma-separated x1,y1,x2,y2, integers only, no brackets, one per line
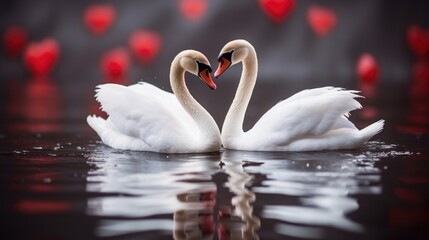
2,0,429,82
0,0,428,130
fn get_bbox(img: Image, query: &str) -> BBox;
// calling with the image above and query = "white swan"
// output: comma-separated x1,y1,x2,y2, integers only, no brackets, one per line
214,39,384,151
87,50,221,153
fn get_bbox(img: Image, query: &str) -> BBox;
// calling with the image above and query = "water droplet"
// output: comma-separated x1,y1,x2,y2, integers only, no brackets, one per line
316,165,322,170
391,151,412,156
306,163,310,167
33,147,43,150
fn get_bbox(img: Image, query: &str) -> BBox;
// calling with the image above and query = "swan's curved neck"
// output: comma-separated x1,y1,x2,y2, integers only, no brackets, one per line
222,46,258,142
170,60,220,148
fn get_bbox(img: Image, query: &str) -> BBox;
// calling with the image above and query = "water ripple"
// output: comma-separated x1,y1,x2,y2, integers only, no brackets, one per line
82,141,417,239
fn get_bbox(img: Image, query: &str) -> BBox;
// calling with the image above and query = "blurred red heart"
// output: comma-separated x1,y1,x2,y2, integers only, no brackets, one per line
3,26,28,57
23,38,59,78
217,222,230,240
308,5,337,37
394,188,424,205
357,53,379,84
259,0,295,23
15,199,70,214
199,214,215,234
100,47,130,81
129,30,162,64
411,61,429,96
407,25,429,58
179,0,208,21
83,4,116,36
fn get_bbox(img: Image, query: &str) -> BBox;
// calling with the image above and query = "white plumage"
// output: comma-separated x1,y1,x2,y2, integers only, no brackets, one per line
87,50,221,153
215,40,384,151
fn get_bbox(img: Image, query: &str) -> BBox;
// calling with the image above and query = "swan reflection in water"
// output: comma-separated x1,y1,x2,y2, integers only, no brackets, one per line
86,147,220,237
174,148,383,240
173,150,260,240
86,145,261,239
87,142,385,239
221,151,261,240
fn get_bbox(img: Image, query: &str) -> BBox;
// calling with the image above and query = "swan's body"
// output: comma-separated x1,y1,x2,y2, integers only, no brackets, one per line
215,39,384,151
87,50,221,153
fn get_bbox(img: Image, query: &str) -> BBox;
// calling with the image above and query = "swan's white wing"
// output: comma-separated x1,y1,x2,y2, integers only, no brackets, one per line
249,88,362,146
94,82,198,152
127,82,192,124
280,86,360,105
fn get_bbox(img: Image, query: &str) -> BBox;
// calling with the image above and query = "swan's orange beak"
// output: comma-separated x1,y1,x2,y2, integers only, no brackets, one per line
214,57,231,78
199,68,217,90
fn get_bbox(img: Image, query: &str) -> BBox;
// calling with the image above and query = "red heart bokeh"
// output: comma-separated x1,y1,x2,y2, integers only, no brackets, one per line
411,61,429,97
259,0,295,23
3,26,28,57
100,47,130,81
407,25,429,58
23,38,59,78
129,30,162,64
308,5,337,37
179,0,208,22
357,53,379,84
15,199,70,214
83,4,116,36
6,80,62,132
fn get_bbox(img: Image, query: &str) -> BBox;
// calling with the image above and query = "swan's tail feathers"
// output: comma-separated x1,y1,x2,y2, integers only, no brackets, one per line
94,84,126,114
87,115,107,136
359,119,385,142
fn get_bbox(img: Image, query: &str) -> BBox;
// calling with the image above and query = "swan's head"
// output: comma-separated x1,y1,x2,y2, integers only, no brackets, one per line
215,39,253,78
178,50,216,90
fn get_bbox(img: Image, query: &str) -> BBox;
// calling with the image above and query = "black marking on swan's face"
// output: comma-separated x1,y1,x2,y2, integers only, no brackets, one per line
215,51,234,78
217,50,234,63
196,60,216,90
196,60,212,78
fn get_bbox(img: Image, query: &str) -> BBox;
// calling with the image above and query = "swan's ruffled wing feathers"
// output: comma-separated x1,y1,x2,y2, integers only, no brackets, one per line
309,91,362,134
128,82,177,105
281,86,335,104
97,83,178,115
279,87,361,105
250,88,362,145
93,83,198,151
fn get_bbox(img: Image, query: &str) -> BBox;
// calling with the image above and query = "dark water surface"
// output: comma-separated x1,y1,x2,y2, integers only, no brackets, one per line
1,81,429,239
